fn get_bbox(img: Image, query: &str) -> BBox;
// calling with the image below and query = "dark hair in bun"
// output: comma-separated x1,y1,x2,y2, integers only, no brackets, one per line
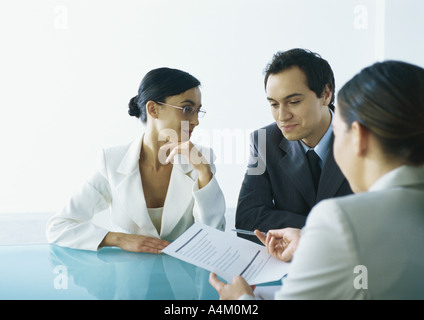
128,96,141,118
338,60,424,166
128,67,201,123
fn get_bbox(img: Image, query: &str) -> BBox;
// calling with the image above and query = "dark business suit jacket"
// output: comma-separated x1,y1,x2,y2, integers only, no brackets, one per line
235,122,352,243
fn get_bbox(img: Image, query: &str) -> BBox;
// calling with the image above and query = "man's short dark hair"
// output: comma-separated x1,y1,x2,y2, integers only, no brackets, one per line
264,48,336,111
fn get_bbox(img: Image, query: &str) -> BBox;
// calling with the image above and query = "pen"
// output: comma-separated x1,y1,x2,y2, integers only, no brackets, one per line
231,229,267,236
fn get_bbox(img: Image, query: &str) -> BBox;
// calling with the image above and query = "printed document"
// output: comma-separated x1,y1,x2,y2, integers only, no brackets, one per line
162,223,290,285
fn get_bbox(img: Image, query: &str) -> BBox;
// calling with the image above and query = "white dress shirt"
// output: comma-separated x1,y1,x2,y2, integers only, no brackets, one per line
299,109,333,168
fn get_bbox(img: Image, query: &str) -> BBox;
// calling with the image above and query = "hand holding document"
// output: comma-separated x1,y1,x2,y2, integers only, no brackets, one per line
162,223,290,285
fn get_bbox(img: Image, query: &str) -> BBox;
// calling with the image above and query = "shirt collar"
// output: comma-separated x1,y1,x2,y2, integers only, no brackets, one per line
299,109,333,167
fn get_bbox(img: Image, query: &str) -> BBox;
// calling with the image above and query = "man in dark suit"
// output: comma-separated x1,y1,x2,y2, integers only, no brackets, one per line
236,48,352,243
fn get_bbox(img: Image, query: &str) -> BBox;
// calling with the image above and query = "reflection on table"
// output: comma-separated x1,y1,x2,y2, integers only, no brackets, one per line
0,244,218,300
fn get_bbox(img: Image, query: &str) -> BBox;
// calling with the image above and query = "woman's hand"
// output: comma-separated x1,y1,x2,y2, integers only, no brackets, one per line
100,232,170,253
255,228,301,262
209,272,255,300
161,141,212,188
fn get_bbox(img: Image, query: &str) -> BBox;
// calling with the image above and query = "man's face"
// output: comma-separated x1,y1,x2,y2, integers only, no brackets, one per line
266,66,332,147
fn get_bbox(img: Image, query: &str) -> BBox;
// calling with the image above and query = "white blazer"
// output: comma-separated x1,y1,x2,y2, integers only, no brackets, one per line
46,136,226,251
275,165,424,300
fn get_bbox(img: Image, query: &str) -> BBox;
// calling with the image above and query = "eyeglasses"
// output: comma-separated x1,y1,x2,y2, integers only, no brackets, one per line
156,101,206,119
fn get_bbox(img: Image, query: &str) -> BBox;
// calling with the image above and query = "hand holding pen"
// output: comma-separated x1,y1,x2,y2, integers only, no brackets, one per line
256,228,301,262
232,228,301,262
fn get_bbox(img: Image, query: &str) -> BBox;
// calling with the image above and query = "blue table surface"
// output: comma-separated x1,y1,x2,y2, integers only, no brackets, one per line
0,244,220,300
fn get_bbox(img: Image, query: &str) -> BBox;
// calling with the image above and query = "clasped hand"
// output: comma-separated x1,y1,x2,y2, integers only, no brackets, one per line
160,140,213,188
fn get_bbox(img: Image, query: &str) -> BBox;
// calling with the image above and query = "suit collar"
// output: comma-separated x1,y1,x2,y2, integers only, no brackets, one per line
278,139,317,206
278,134,346,206
117,135,143,176
160,166,194,236
297,121,334,167
370,165,424,192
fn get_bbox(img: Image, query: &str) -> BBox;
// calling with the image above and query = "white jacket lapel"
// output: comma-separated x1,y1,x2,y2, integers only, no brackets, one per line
115,136,159,237
114,138,197,238
160,155,195,237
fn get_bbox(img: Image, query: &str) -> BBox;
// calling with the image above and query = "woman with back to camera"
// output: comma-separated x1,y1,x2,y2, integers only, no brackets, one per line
46,67,226,253
210,60,424,299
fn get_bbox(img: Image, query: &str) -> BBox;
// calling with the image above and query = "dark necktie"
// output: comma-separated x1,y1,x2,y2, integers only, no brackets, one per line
306,149,321,190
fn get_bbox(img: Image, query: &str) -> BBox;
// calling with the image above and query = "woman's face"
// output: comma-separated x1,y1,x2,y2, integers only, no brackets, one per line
157,86,202,143
332,106,362,193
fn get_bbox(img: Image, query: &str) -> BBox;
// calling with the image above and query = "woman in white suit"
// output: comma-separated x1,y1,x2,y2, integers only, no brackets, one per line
210,60,424,299
46,68,225,252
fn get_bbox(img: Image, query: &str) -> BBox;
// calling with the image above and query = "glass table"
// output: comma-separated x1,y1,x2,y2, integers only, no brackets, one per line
0,244,219,300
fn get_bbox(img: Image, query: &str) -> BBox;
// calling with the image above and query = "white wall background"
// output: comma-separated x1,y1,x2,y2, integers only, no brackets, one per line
0,0,423,214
